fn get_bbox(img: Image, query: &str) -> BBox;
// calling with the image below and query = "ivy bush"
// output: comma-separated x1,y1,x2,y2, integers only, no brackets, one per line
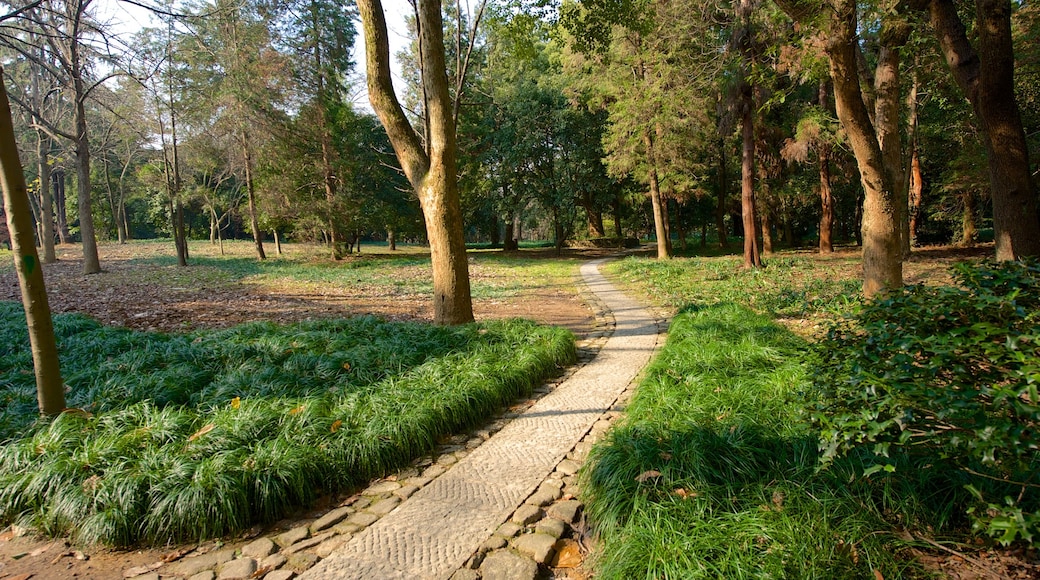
810,260,1040,544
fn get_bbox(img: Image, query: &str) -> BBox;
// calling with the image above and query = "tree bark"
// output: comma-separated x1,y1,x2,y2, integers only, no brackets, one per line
0,67,65,415
961,190,978,246
927,0,1040,259
243,142,266,260
739,85,760,268
35,131,57,262
817,0,902,295
643,130,670,259
53,170,70,244
760,199,773,255
716,137,729,248
874,18,911,262
819,145,834,253
778,0,902,295
70,19,99,275
908,146,923,245
74,88,99,274
358,0,473,324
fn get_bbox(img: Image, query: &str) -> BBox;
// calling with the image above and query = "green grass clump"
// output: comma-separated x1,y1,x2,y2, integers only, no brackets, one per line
0,302,574,545
582,303,946,579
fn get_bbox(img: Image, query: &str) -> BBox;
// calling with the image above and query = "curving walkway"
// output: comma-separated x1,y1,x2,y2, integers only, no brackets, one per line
301,258,660,580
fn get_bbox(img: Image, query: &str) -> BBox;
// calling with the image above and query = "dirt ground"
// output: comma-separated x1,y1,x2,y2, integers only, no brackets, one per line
0,241,1036,580
0,242,602,339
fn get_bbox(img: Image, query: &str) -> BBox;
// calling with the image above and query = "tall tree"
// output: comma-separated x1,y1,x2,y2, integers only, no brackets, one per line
276,0,356,259
923,0,1040,259
357,0,473,324
777,0,905,296
0,64,64,415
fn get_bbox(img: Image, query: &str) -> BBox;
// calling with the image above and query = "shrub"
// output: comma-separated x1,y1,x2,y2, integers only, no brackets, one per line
809,260,1040,544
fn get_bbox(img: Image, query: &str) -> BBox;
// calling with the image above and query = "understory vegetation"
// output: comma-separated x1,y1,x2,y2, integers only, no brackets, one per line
586,255,1039,578
0,304,575,545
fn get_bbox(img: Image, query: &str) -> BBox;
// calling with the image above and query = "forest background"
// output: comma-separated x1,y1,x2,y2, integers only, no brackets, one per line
0,0,1036,276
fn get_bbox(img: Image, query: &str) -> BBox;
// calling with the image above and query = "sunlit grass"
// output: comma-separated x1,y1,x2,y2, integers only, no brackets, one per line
605,253,863,325
127,240,582,302
0,301,575,546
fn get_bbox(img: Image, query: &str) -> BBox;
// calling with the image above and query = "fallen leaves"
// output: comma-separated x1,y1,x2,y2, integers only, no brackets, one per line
552,539,584,568
634,470,662,483
187,423,215,442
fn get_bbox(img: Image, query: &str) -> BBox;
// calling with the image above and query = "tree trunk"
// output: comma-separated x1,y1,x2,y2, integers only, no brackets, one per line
274,229,283,255
740,86,761,268
928,0,1040,259
35,132,57,263
819,145,835,253
0,67,65,415
908,147,923,245
778,0,902,296
388,228,396,250
660,191,672,254
874,19,911,262
716,137,729,248
53,170,70,244
643,130,670,259
960,190,978,246
675,201,688,252
74,92,100,274
760,202,773,255
243,144,266,260
586,207,605,238
613,190,623,238
358,0,473,324
504,220,517,251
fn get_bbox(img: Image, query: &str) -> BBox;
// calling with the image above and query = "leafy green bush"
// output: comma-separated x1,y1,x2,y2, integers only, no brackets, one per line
810,260,1040,544
0,305,575,545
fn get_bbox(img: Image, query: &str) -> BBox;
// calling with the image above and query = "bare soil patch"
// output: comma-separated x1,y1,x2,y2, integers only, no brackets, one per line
0,242,599,338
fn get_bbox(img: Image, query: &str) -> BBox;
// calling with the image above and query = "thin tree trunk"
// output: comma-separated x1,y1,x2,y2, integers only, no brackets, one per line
35,131,56,262
716,137,729,248
760,201,773,254
274,229,283,255
908,147,923,245
613,189,623,239
388,228,396,250
643,130,670,259
960,190,978,246
74,93,100,274
874,20,911,262
53,170,70,244
740,86,761,268
243,143,266,260
0,67,65,415
819,145,835,253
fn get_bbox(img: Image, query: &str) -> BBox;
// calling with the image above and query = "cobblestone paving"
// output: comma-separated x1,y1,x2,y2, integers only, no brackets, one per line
301,259,660,580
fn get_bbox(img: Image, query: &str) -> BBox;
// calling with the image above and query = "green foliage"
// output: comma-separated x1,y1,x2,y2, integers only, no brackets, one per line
0,305,575,545
809,260,1040,544
582,303,937,578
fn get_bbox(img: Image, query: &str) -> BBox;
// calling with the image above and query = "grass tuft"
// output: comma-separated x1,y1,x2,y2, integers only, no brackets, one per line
582,303,947,578
0,302,575,545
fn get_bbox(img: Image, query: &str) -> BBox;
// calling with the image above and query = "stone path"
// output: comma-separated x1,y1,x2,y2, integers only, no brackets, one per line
300,259,660,580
